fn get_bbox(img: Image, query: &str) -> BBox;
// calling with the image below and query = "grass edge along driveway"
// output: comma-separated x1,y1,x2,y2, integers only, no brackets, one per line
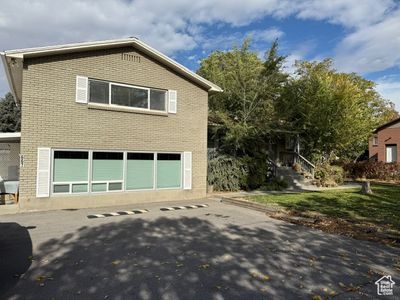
246,184,400,243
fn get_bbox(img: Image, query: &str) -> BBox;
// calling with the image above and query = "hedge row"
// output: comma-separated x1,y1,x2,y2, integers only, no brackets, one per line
344,161,400,181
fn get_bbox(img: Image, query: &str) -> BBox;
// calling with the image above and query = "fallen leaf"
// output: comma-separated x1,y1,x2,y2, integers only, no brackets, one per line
111,260,121,266
36,275,46,282
312,295,322,300
250,272,270,281
199,263,210,269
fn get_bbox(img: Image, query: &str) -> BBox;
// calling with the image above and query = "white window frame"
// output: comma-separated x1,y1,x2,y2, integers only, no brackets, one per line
51,149,90,195
50,148,184,197
91,150,125,193
373,136,378,146
155,152,183,190
125,151,156,192
88,79,167,113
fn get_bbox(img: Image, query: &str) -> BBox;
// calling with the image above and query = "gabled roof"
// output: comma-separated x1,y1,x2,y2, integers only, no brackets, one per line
1,37,222,104
374,117,400,133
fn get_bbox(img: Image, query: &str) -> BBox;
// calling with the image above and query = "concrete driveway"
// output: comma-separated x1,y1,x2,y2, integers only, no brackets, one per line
0,199,399,299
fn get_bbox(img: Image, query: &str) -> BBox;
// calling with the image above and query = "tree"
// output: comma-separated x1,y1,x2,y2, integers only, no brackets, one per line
198,38,287,156
0,93,21,132
277,60,397,162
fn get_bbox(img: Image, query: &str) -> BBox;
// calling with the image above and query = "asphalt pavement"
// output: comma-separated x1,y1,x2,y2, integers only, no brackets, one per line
0,199,399,299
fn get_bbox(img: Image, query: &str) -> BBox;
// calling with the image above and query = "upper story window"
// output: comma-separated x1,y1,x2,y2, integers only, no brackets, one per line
372,136,378,146
89,80,109,104
88,79,167,112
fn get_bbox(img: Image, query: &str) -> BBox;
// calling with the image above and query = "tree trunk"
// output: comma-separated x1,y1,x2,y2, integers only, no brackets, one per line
361,181,373,194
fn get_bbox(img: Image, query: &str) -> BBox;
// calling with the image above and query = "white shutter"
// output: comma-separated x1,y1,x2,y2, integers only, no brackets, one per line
75,76,88,103
168,90,177,113
36,148,51,198
183,151,192,190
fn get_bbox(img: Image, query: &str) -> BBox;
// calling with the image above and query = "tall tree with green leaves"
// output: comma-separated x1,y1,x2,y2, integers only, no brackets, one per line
0,93,21,132
277,59,397,162
198,38,287,156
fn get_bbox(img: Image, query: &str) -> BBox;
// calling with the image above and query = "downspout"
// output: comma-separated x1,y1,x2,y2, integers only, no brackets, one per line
0,52,19,107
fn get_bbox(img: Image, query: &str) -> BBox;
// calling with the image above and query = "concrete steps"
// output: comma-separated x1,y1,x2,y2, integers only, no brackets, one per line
276,166,313,191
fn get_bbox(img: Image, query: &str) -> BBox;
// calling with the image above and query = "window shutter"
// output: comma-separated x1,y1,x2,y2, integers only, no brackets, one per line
168,90,177,113
36,148,51,197
183,151,192,190
76,76,88,103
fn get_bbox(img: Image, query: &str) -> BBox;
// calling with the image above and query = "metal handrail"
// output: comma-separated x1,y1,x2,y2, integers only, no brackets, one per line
294,151,315,178
266,156,278,178
295,151,315,168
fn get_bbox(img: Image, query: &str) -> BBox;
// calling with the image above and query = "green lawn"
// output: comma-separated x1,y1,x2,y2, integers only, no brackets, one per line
247,184,400,231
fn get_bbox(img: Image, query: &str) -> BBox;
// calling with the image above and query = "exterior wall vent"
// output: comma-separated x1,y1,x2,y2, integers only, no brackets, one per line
121,53,141,63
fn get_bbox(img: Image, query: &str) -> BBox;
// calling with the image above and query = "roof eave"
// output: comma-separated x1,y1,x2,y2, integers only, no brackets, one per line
0,132,21,142
4,38,223,94
374,117,400,133
0,52,19,105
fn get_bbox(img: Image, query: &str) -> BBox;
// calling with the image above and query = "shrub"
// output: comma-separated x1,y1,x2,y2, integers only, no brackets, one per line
344,161,400,181
207,155,248,191
260,178,288,191
242,156,269,190
292,163,302,173
314,164,345,187
208,155,274,191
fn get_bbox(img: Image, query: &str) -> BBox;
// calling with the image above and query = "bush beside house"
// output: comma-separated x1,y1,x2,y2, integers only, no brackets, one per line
313,163,345,187
208,155,284,191
207,156,248,191
344,161,400,181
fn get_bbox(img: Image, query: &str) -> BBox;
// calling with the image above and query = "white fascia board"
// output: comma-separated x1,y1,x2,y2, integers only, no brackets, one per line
3,38,223,93
3,38,135,57
133,39,223,93
0,53,19,105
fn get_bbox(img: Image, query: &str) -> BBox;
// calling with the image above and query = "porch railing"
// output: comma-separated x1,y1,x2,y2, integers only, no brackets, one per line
266,156,277,179
279,151,316,178
294,152,315,178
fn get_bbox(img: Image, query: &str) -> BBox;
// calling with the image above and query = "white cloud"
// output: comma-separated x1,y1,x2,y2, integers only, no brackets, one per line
283,53,304,74
0,0,394,53
375,75,400,110
250,28,284,42
334,9,400,73
200,27,284,51
282,40,317,74
294,0,394,28
0,0,398,95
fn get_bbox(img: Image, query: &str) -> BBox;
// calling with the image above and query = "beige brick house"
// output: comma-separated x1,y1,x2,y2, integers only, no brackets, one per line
0,38,221,211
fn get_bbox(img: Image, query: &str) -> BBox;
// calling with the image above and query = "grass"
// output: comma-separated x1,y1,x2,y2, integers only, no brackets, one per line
247,184,400,232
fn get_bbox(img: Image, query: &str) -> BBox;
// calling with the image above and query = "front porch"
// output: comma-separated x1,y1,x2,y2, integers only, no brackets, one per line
266,132,315,179
0,132,20,205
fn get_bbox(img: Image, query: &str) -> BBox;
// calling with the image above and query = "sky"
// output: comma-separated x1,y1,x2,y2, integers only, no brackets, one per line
0,0,400,110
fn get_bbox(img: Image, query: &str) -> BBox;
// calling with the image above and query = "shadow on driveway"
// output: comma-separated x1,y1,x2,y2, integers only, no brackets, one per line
0,223,32,296
2,216,399,299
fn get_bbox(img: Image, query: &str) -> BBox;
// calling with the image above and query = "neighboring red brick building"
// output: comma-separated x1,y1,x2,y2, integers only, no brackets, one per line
369,117,400,162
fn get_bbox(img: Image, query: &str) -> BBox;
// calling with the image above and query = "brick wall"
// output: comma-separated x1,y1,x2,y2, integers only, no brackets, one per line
369,122,400,162
19,47,209,210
